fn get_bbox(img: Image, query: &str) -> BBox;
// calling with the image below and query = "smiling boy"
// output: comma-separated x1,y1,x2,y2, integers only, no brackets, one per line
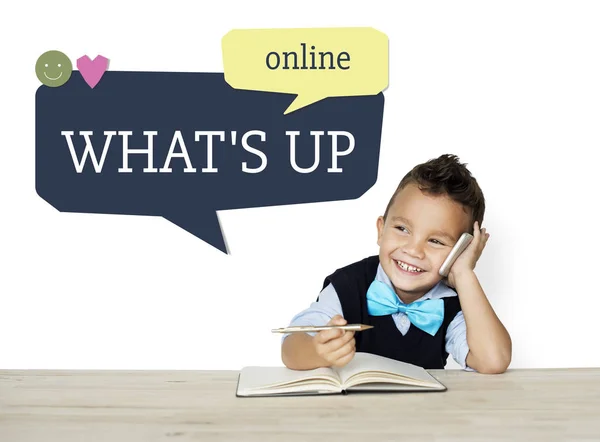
281,154,512,374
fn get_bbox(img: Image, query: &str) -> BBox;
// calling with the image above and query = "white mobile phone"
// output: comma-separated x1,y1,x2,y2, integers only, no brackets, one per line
438,232,474,277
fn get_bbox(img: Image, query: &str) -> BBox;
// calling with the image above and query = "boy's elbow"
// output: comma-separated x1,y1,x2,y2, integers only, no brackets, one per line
477,359,510,374
471,334,512,374
477,352,512,374
469,347,511,374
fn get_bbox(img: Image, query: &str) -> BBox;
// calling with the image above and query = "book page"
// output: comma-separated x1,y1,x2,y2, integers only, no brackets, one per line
237,366,340,395
348,382,442,392
334,352,443,389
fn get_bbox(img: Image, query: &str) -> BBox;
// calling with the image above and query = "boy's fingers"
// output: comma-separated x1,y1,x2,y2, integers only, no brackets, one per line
474,222,481,240
329,338,356,363
473,229,482,245
332,351,355,368
316,328,344,344
330,335,356,357
315,315,351,347
326,315,341,325
317,331,352,357
322,330,355,351
316,315,348,343
327,315,347,326
477,229,488,251
342,330,355,343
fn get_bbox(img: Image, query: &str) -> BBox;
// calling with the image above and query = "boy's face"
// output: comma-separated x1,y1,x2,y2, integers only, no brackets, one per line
377,183,472,302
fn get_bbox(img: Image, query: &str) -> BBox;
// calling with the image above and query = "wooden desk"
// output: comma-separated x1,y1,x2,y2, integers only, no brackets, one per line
1,368,599,441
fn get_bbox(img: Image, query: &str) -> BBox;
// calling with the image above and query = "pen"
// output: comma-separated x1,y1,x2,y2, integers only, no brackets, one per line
271,324,374,333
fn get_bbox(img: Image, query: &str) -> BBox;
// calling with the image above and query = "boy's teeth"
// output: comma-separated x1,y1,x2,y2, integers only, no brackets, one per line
396,260,423,272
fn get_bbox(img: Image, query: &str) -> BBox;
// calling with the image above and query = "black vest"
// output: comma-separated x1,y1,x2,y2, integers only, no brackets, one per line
321,255,462,369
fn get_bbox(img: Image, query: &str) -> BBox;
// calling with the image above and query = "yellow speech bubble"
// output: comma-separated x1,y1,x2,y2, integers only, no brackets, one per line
222,27,388,114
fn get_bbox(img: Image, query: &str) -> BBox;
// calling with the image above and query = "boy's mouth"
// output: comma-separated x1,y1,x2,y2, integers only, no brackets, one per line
395,260,425,274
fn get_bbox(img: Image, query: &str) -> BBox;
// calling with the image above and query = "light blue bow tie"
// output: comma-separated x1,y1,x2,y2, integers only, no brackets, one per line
366,280,444,336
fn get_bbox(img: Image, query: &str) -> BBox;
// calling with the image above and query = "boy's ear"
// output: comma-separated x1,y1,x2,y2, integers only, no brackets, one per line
376,216,385,246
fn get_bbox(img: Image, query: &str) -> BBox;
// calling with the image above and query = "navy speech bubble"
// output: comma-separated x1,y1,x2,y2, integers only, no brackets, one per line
35,72,384,253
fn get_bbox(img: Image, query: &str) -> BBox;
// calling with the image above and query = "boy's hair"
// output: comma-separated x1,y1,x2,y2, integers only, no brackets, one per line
383,154,485,229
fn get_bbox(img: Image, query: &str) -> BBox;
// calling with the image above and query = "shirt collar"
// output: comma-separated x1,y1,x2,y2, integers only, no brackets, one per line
375,263,456,303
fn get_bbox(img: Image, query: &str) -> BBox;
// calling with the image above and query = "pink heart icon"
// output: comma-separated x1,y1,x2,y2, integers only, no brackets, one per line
77,55,109,88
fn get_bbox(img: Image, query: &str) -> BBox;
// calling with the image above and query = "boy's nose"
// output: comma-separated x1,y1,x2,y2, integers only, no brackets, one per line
402,240,425,259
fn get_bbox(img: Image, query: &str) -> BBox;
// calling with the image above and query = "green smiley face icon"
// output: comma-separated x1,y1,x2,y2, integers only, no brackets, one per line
36,50,72,87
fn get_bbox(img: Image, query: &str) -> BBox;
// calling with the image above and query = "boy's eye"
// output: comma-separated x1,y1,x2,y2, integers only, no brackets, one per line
430,239,445,245
396,226,407,232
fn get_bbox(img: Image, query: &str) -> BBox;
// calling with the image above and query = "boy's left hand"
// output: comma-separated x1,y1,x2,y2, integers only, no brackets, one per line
445,221,489,288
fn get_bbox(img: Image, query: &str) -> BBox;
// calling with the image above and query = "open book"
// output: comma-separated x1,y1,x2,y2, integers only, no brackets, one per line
236,352,446,397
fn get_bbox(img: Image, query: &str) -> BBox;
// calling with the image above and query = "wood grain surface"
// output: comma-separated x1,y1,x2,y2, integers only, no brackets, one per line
1,368,599,441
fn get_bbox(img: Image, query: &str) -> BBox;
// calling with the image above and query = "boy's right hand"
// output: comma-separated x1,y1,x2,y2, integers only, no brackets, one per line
312,315,356,368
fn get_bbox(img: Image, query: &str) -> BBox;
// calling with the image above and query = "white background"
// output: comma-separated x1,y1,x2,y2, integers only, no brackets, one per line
1,0,599,370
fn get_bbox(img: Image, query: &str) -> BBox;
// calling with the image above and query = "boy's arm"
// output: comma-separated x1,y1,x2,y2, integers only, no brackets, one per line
444,311,475,371
447,222,512,374
454,270,512,373
280,284,355,370
282,316,355,370
282,332,325,370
